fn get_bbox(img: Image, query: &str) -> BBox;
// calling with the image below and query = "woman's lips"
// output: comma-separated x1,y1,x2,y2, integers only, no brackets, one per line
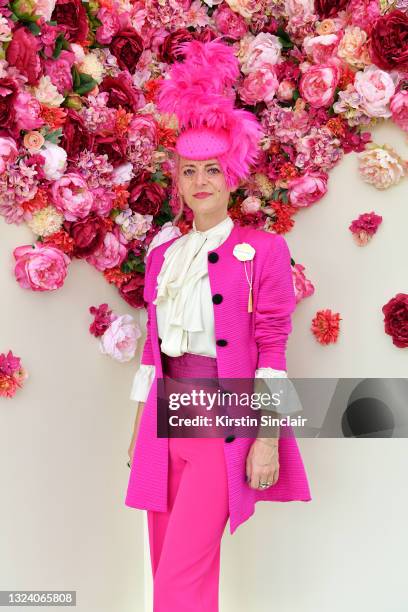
193,193,212,199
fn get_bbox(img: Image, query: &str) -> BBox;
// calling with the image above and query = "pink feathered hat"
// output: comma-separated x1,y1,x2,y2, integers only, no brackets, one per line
156,37,264,190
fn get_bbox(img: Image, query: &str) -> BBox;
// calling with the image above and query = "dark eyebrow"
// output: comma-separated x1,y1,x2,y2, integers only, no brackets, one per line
182,163,219,168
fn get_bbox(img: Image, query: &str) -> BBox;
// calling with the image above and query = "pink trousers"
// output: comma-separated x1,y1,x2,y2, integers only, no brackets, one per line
147,352,230,612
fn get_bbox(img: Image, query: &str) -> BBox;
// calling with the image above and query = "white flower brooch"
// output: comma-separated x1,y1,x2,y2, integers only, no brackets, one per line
233,242,256,312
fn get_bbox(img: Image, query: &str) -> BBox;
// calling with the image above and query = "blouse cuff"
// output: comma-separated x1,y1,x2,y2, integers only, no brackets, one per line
254,367,299,415
129,364,156,402
255,367,287,378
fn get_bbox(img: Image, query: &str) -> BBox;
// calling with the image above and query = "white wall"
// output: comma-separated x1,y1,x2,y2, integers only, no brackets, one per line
0,121,407,612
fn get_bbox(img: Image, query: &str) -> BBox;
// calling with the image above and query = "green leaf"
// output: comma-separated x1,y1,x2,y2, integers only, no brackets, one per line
75,79,98,95
26,20,41,35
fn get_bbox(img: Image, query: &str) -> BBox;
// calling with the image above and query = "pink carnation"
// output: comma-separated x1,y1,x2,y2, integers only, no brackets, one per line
299,64,340,108
44,50,74,94
89,303,117,337
311,309,341,345
213,4,248,39
95,7,121,45
13,243,71,291
86,231,127,271
51,173,94,221
390,90,408,132
0,136,18,173
288,170,328,207
292,263,315,303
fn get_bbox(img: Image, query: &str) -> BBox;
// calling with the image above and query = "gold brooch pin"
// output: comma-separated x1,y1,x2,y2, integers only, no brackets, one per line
233,243,256,312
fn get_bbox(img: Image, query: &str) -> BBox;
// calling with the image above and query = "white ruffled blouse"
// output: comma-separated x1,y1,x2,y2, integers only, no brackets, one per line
130,215,287,402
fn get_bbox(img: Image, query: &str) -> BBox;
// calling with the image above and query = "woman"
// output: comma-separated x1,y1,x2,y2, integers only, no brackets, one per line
125,38,311,612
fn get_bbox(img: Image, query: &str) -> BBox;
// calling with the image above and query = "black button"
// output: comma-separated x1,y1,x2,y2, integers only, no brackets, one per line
216,339,228,347
225,435,235,443
208,252,219,263
212,294,223,304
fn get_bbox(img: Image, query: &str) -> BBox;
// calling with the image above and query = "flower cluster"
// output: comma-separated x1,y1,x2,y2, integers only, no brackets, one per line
0,0,407,354
0,350,28,398
349,210,383,246
89,303,141,362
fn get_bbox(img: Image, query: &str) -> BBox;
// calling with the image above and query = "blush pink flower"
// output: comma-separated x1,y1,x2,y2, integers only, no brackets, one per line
241,196,262,214
95,7,121,45
239,65,279,105
288,170,328,207
13,243,71,291
86,231,127,271
292,263,315,303
51,173,94,221
213,3,248,39
311,309,341,344
14,92,44,131
299,64,340,108
99,314,141,362
390,90,408,132
354,65,396,118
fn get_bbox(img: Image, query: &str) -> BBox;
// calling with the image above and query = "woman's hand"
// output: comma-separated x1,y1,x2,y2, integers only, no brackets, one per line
246,438,279,490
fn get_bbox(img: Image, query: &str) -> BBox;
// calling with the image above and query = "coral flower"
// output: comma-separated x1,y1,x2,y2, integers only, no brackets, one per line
311,309,341,344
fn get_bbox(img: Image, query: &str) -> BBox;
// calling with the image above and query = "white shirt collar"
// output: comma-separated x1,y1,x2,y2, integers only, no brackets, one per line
191,215,233,238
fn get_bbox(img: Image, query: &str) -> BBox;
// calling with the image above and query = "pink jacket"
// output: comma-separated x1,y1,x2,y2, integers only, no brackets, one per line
125,222,312,534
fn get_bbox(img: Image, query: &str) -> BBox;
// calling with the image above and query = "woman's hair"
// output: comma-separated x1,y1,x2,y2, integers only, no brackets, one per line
170,153,184,226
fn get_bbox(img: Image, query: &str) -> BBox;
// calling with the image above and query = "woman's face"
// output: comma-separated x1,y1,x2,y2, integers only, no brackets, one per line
177,156,231,217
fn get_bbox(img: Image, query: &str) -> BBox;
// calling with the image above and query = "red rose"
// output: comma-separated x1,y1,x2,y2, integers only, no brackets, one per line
99,73,142,112
109,27,144,73
119,274,146,308
314,0,348,19
129,175,166,216
5,26,42,86
194,27,219,43
67,216,108,258
60,109,94,162
0,77,19,128
382,293,408,348
51,0,89,43
95,133,128,166
159,29,195,63
370,10,408,72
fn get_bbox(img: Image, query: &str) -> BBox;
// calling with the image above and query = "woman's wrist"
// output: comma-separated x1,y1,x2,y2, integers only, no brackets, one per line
256,437,279,447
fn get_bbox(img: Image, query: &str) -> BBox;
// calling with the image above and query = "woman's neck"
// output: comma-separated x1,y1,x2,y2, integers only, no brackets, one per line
193,212,229,232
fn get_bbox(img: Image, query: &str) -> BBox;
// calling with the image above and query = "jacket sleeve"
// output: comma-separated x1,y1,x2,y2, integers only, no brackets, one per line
140,250,155,366
254,234,296,371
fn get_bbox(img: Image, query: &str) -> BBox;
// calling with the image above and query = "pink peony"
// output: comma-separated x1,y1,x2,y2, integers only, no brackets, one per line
213,4,248,39
51,173,94,221
390,90,408,132
303,34,340,65
99,314,141,362
5,26,42,86
86,231,127,271
0,136,18,173
14,92,44,131
292,263,315,303
354,65,396,118
299,64,340,108
13,243,71,291
288,170,328,207
239,65,279,105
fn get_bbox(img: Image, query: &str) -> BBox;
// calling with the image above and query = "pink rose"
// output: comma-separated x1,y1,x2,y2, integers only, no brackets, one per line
0,136,18,173
276,79,296,101
5,26,42,86
14,92,44,131
299,64,340,108
13,243,71,291
241,196,262,214
99,314,141,362
354,65,396,118
86,231,127,271
288,171,328,207
239,65,279,105
51,173,94,221
213,4,248,39
44,50,74,94
95,7,120,45
303,34,340,65
292,263,315,303
390,90,408,131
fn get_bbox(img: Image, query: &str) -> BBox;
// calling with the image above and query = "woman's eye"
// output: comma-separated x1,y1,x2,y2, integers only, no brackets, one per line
208,167,220,174
183,169,193,176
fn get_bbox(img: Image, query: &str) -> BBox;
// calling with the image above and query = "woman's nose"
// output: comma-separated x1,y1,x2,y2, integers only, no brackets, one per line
194,169,208,187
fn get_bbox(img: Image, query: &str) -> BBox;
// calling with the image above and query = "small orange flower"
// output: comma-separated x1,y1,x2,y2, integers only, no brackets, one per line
311,309,341,345
40,105,67,129
103,267,133,288
23,131,45,153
